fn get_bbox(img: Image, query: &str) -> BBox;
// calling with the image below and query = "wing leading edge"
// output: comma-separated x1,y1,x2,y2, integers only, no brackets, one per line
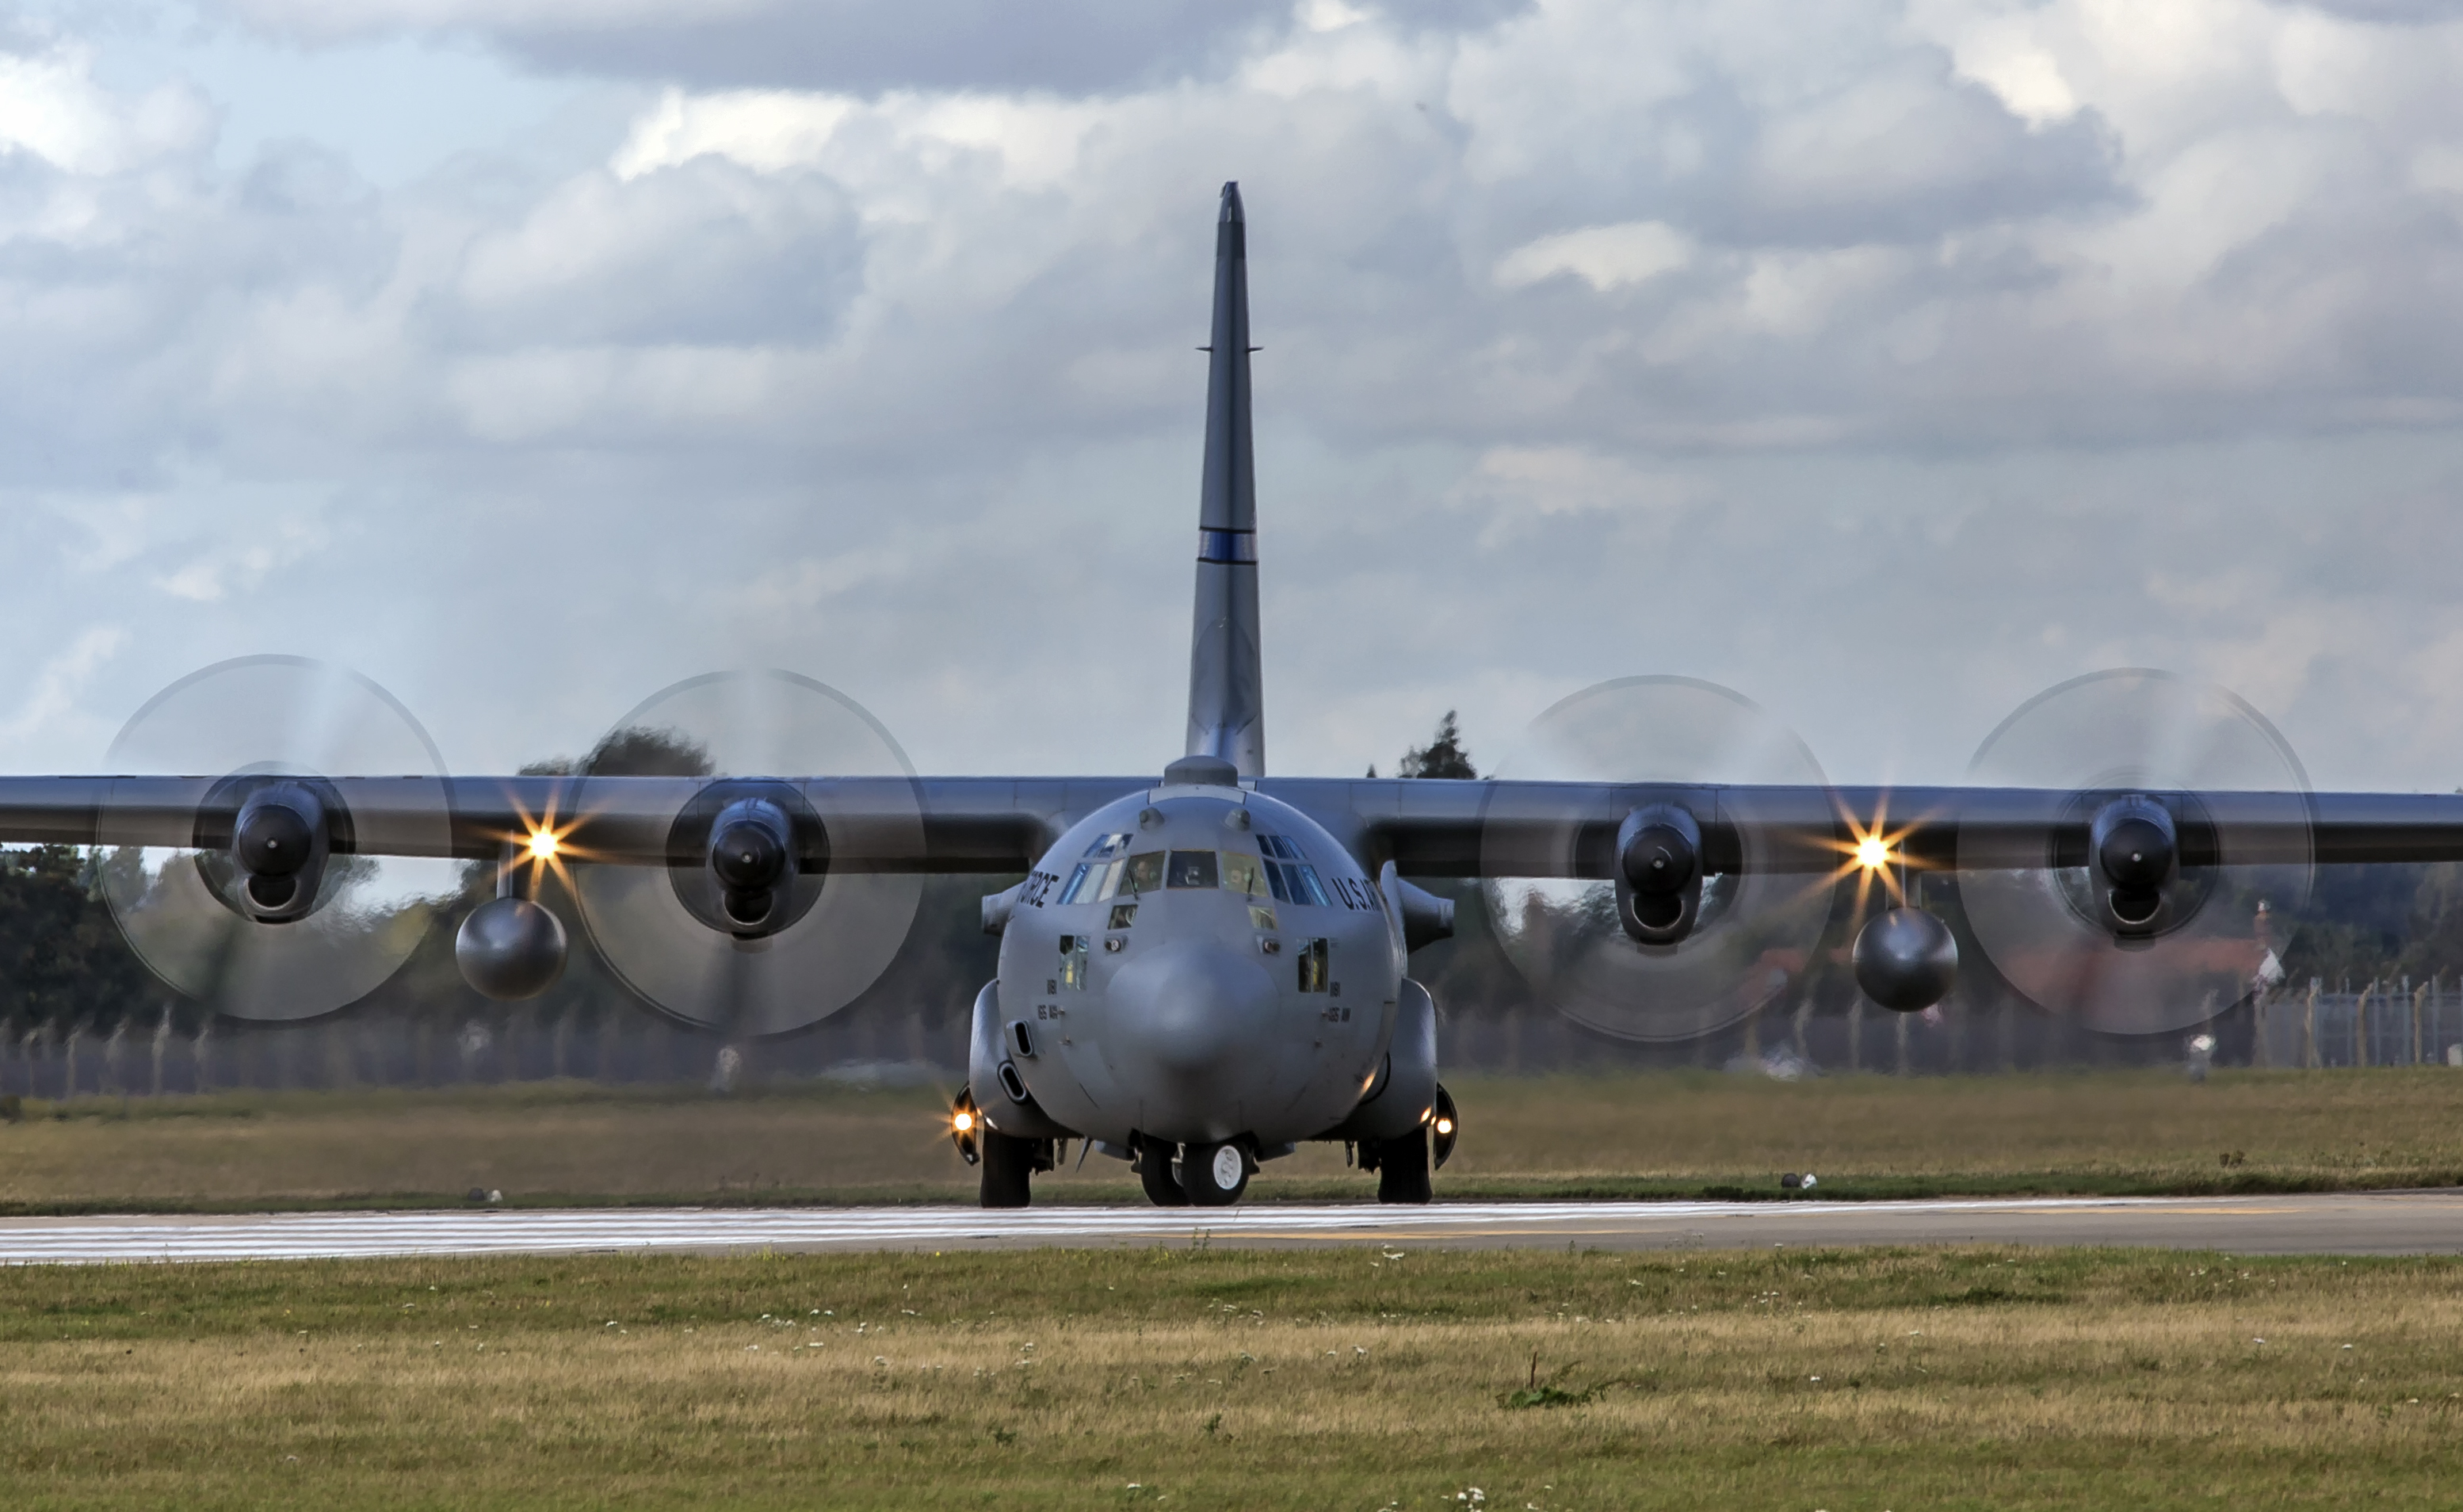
5,773,2462,875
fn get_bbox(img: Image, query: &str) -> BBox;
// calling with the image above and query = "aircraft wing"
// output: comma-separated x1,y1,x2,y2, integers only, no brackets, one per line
1281,779,2463,876
10,773,2463,874
0,773,1147,871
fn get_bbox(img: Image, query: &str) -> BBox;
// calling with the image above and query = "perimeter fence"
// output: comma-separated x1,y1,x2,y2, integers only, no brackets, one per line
4,979,2457,1104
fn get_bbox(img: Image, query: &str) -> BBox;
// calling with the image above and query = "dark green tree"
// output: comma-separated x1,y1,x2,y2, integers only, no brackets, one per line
1396,711,1477,780
0,846,166,1032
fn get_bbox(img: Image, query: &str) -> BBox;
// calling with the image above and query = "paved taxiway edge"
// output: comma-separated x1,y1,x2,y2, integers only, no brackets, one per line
3,1191,2461,1263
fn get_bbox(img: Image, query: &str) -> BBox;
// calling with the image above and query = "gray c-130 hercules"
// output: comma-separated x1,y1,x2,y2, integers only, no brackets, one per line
17,182,2463,1208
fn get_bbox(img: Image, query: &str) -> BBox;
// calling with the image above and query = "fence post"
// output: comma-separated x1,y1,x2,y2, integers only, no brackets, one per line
1848,998,1863,1074
2356,980,2375,1068
2304,979,2320,1069
2415,980,2430,1066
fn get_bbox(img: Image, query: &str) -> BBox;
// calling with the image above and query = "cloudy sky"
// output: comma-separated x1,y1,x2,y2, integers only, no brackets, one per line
4,0,2463,794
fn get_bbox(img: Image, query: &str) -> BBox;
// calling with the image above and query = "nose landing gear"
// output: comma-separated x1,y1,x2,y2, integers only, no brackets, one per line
1180,1141,1251,1206
1132,1135,1253,1206
1135,1136,1189,1207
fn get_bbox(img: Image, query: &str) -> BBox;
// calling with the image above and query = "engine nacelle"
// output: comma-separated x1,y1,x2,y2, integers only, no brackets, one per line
196,776,339,924
1614,803,1703,945
2088,795,2179,936
661,779,829,940
1853,907,1958,1012
456,896,569,1001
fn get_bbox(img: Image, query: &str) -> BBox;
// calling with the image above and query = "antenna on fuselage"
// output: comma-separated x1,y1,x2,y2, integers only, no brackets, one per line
1185,181,1264,781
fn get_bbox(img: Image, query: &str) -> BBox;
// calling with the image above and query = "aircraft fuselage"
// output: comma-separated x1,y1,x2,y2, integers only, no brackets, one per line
982,778,1411,1154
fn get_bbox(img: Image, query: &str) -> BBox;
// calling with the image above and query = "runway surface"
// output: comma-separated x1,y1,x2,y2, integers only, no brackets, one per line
4,1191,2462,1263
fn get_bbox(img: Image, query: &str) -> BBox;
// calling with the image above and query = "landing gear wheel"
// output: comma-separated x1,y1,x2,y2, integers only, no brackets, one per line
979,1130,1035,1209
1181,1141,1251,1207
1137,1140,1188,1207
1376,1125,1432,1205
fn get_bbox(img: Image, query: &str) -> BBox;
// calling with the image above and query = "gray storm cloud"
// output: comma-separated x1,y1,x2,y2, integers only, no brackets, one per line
1,0,2461,796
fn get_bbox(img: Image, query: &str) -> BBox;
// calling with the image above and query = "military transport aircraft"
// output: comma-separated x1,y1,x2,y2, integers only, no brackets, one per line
8,183,2456,1209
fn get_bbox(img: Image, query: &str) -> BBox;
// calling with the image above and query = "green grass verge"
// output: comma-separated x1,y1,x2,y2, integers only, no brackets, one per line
6,1066,2463,1214
2,1245,2458,1509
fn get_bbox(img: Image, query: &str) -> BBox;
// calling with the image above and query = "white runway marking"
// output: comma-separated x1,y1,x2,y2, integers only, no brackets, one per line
3,1192,2460,1263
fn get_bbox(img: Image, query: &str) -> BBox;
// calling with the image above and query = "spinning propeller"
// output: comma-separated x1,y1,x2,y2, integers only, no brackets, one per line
96,656,461,1021
1956,669,2311,1035
1479,676,1840,1042
563,670,924,1037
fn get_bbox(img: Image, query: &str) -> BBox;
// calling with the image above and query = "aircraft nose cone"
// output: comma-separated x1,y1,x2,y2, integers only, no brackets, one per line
1108,940,1276,1088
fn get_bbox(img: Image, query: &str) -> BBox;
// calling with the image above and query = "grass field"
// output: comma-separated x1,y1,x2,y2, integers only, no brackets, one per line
1,1245,2457,1509
4,1067,2462,1212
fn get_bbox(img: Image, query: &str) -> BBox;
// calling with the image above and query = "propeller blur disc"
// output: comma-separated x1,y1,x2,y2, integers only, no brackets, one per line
1957,669,2311,1036
1480,676,1836,1043
567,670,923,1037
96,656,460,1021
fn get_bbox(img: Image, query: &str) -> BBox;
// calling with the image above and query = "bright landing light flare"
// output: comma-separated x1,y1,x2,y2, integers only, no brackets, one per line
526,829,562,861
1854,834,1891,870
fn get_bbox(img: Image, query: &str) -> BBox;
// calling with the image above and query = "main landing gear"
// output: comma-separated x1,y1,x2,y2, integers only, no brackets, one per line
955,1087,1056,1209
1356,1086,1456,1205
1361,1124,1431,1205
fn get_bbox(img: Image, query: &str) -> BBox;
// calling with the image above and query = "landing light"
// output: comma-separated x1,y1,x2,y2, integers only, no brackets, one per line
1854,835,1890,870
1434,1117,1455,1136
526,828,562,861
952,1109,976,1133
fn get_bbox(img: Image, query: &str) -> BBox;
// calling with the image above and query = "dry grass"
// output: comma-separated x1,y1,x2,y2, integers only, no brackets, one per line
5,1067,2463,1212
2,1246,2458,1508
1449,1067,2463,1193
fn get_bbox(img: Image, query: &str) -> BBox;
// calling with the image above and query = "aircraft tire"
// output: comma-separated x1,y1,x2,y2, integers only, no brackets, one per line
1376,1125,1432,1205
1137,1140,1189,1207
979,1130,1035,1208
1181,1141,1251,1206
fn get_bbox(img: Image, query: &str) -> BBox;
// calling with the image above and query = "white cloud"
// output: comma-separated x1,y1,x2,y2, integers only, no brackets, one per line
4,1,2463,801
610,88,854,181
1495,221,1690,292
0,44,209,178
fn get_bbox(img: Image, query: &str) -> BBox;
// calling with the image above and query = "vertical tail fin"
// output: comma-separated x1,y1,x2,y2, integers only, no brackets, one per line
1186,181,1264,779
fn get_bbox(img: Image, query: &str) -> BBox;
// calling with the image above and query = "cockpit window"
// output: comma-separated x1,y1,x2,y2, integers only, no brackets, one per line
1220,852,1268,898
1059,859,1125,906
1085,832,1132,859
1119,852,1165,896
1167,850,1219,889
1254,835,1331,907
